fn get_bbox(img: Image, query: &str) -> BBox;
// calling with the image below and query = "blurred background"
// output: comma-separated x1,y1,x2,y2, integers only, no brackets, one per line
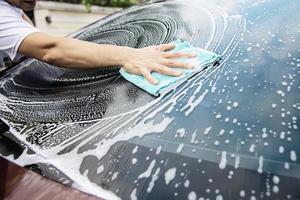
31,0,144,36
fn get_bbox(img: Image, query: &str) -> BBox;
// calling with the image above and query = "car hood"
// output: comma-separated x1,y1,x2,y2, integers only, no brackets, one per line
0,0,299,199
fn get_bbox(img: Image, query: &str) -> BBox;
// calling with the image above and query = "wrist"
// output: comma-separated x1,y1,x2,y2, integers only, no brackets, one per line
116,46,136,66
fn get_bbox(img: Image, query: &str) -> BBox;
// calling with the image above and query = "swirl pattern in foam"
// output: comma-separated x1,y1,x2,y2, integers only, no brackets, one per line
0,1,241,124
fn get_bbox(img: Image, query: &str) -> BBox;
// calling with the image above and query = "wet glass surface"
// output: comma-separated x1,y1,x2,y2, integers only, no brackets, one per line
0,0,299,199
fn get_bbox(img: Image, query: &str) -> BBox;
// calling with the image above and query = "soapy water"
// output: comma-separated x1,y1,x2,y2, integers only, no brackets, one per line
1,0,300,199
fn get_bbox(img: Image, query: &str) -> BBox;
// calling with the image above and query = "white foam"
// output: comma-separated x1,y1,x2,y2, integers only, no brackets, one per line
273,176,280,184
132,146,138,154
290,150,297,162
240,190,245,197
147,167,160,193
279,146,284,154
183,89,209,116
190,130,197,144
219,151,227,170
138,160,156,179
272,185,279,194
97,165,104,174
232,102,239,108
257,156,264,174
188,191,197,200
184,179,190,188
234,156,240,169
262,128,268,138
156,146,162,155
177,143,184,153
204,126,212,135
276,90,285,97
130,188,137,200
249,144,255,153
177,128,186,138
284,162,290,169
219,129,225,136
111,172,118,181
165,167,176,185
216,113,222,119
132,158,137,165
282,81,288,86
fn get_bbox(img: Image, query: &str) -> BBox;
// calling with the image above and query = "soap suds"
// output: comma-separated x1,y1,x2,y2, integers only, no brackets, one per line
165,167,176,185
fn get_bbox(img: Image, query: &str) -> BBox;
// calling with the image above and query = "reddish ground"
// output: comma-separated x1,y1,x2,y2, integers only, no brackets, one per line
0,157,102,200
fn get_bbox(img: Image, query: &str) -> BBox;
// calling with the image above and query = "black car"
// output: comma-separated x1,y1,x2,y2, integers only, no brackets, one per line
0,0,299,199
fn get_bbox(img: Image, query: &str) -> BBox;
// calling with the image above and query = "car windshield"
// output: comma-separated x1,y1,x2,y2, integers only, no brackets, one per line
0,0,299,199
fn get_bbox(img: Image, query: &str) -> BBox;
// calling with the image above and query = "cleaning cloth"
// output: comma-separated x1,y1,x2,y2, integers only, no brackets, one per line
119,40,221,96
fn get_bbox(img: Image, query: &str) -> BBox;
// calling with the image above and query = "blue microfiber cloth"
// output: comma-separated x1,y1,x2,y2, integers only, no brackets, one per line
120,40,221,96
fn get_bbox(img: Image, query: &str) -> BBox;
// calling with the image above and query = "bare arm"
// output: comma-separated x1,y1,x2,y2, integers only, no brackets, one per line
19,32,195,84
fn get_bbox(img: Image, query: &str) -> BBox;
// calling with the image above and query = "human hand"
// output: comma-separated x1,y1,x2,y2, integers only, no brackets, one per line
121,44,196,84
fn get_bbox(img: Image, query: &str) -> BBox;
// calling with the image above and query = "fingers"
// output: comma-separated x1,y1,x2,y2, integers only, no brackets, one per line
163,60,194,69
152,65,183,77
155,44,176,51
163,52,197,59
141,69,158,85
141,65,183,85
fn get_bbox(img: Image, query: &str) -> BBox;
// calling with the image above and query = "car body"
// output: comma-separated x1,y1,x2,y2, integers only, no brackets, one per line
0,0,299,199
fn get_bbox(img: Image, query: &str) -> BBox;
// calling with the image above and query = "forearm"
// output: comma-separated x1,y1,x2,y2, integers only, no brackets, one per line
43,37,131,68
19,32,132,68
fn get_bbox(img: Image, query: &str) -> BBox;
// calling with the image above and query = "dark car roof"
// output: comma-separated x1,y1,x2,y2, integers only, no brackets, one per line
0,0,299,199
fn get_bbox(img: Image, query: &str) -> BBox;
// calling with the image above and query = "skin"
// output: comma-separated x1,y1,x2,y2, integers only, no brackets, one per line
6,0,196,84
6,0,37,11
